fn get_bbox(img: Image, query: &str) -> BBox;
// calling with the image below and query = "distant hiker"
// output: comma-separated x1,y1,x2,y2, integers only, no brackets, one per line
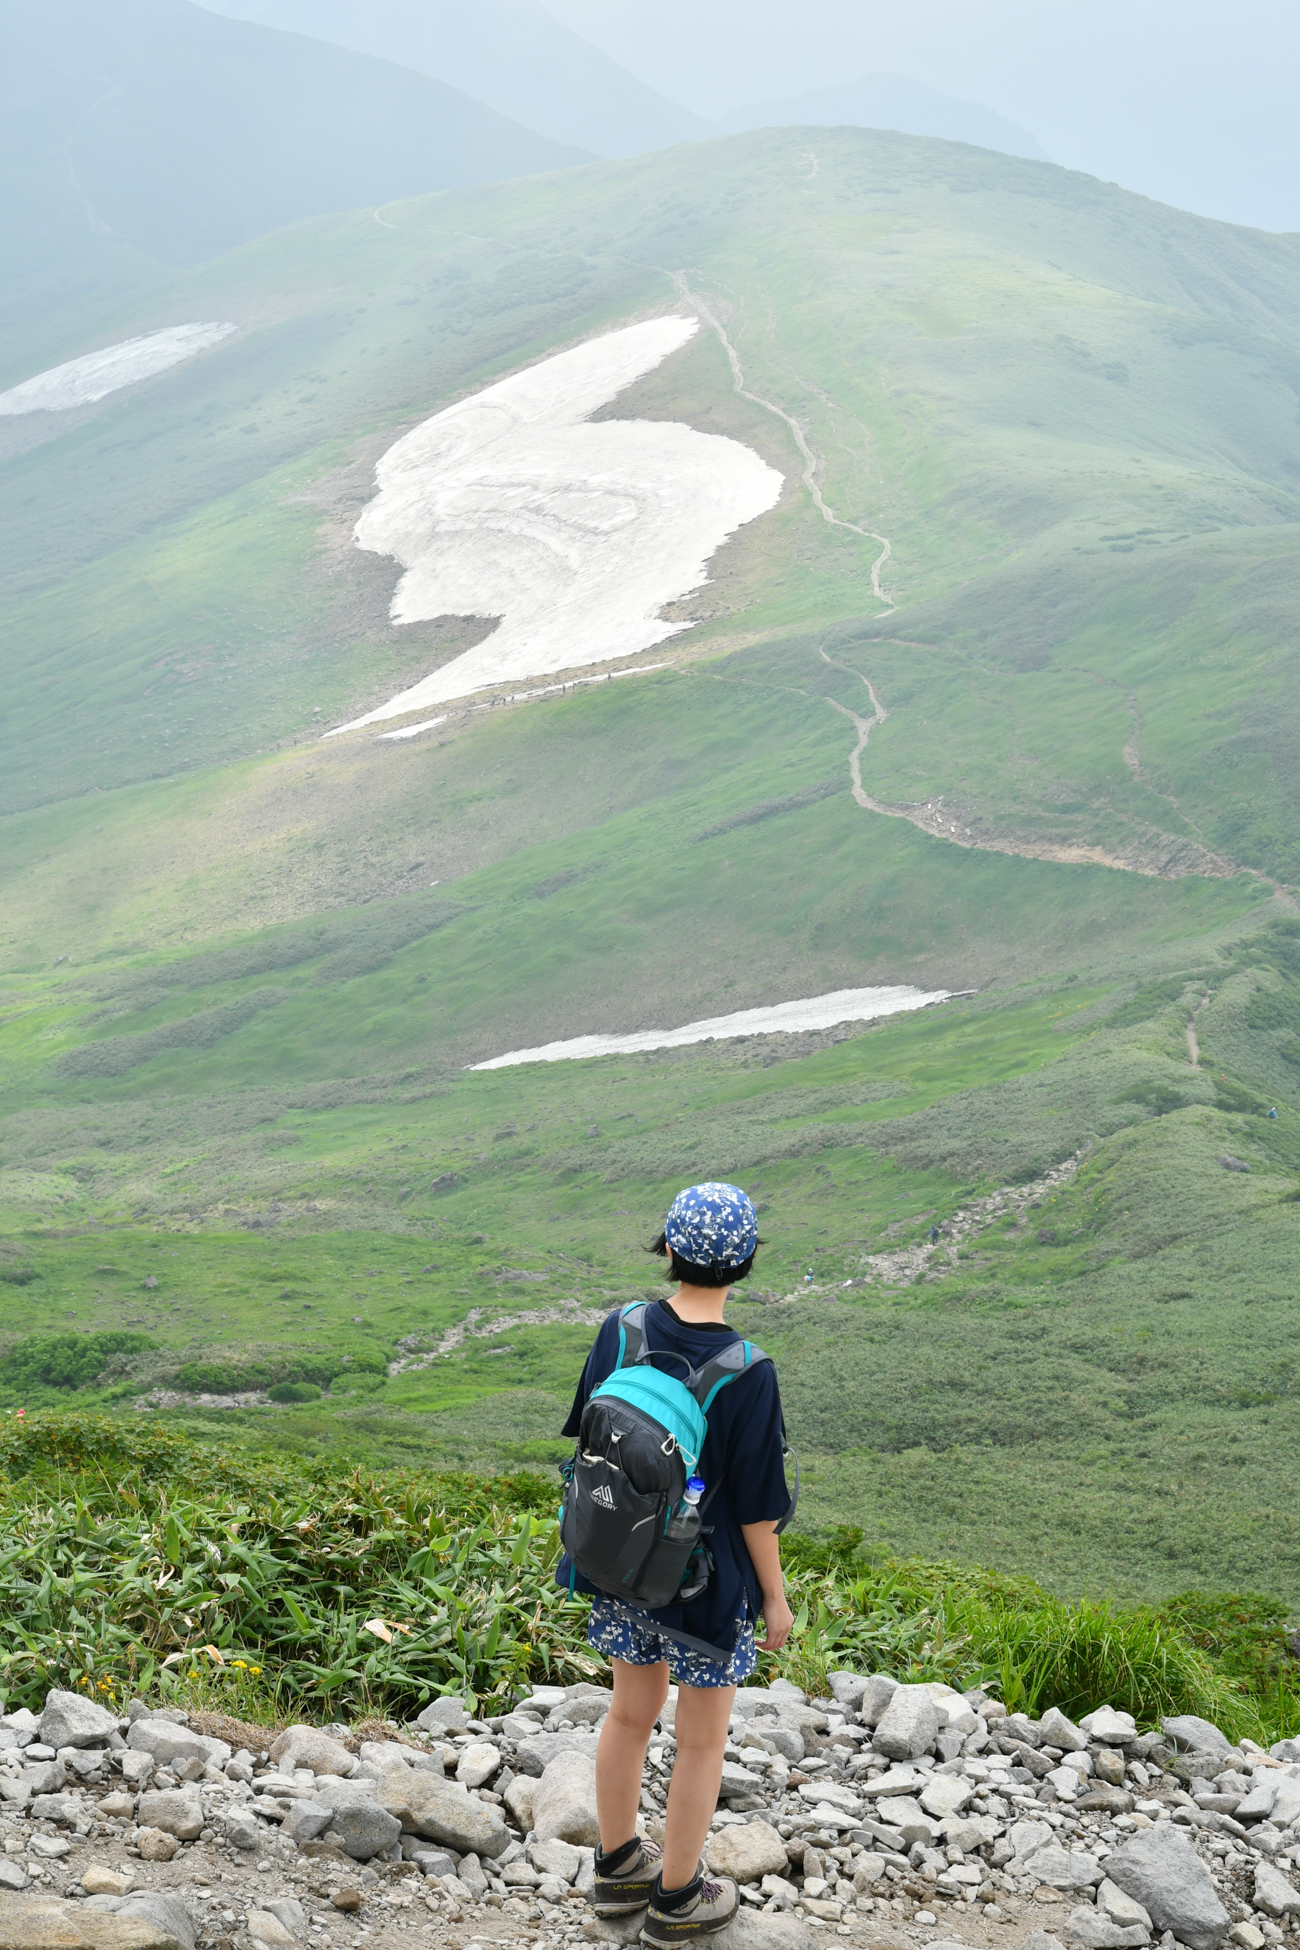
557,1181,796,1943
929,1223,940,1243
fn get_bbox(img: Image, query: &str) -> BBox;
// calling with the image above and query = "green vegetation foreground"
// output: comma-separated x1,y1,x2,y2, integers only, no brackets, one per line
1,1415,1295,1747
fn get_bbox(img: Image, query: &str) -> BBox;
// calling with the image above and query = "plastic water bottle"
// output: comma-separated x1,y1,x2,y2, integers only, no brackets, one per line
683,1476,705,1505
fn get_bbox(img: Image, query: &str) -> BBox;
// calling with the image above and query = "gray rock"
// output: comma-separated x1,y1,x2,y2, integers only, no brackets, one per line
1022,1937,1068,1950
311,1776,376,1809
1098,1879,1153,1929
533,1749,600,1848
21,1761,66,1794
713,1907,818,1950
919,1775,975,1818
767,1681,806,1702
38,1691,120,1751
246,1918,295,1949
118,1895,198,1950
125,1722,229,1770
1269,1773,1300,1828
263,1899,306,1936
705,1821,789,1883
0,1861,30,1891
281,1800,333,1844
1040,1707,1088,1753
872,1685,940,1760
119,1752,153,1787
267,1727,355,1777
546,1696,610,1728
221,1810,261,1849
529,1837,584,1882
136,1788,203,1840
1253,1864,1300,1918
515,1729,601,1777
504,1773,536,1831
376,1771,510,1857
1080,1708,1138,1746
1235,1780,1278,1822
30,1792,84,1824
407,1847,459,1878
720,1760,766,1799
762,1727,804,1763
456,1742,501,1788
1104,1825,1230,1950
857,1676,900,1728
1010,1819,1055,1857
0,1781,32,1811
323,1800,403,1861
1023,1845,1106,1892
827,1674,869,1709
1162,1716,1232,1756
414,1698,470,1733
1270,1740,1300,1764
1250,1824,1286,1856
1065,1907,1150,1949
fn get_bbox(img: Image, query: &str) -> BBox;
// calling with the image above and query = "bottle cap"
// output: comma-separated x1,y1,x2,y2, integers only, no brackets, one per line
686,1476,706,1495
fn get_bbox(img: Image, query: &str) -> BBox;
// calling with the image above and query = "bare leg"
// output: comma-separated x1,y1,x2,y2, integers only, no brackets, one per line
662,1682,736,1888
596,1658,670,1852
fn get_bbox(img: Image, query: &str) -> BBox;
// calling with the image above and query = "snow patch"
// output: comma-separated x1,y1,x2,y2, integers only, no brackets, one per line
378,716,448,740
328,315,782,732
0,323,238,416
470,985,950,1069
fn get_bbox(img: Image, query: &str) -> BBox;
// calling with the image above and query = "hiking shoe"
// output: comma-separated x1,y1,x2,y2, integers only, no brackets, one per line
591,1838,665,1915
640,1877,739,1944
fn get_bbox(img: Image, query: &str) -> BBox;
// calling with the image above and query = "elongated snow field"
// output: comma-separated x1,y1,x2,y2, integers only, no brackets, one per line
0,323,238,416
469,985,950,1069
329,316,782,732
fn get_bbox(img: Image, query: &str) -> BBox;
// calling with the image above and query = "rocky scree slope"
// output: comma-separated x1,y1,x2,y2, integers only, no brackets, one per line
2,1680,1299,1950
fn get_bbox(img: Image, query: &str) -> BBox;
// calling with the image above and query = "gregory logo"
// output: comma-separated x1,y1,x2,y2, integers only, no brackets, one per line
590,1484,616,1509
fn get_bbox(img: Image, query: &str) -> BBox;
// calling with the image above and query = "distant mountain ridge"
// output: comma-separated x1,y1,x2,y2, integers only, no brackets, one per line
0,0,588,375
196,0,710,156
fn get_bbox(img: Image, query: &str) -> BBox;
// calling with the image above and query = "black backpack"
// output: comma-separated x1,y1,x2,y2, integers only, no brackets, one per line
559,1303,797,1627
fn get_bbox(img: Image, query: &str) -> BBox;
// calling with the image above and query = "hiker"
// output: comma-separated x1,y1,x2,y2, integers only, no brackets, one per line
557,1181,795,1943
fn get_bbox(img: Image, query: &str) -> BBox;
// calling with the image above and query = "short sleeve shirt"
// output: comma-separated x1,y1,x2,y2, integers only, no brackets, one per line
557,1299,792,1655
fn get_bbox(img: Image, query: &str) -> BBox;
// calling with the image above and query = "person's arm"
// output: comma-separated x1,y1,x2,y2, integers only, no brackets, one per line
741,1519,794,1651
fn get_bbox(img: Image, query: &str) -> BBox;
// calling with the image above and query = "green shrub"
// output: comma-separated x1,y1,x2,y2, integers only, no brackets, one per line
1105,978,1199,1032
176,1348,387,1395
0,1413,1293,1740
0,1269,39,1287
0,1333,154,1394
267,1382,321,1404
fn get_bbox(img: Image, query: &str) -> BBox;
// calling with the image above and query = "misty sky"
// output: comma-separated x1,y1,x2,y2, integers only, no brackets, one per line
547,0,1300,232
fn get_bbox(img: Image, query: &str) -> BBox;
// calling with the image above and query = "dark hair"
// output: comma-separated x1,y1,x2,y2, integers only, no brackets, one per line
648,1228,760,1288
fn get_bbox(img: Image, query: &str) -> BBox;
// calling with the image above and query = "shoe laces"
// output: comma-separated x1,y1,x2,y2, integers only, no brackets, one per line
699,1880,722,1903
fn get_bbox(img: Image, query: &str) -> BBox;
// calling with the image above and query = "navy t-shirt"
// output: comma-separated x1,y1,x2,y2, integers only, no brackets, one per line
557,1299,792,1655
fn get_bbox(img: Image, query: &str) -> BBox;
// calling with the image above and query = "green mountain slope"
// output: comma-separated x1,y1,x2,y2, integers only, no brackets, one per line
3,127,1300,1604
0,0,586,379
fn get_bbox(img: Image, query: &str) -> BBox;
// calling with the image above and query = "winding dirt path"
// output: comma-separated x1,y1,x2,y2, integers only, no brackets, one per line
814,653,1246,879
674,276,894,608
1187,989,1212,1068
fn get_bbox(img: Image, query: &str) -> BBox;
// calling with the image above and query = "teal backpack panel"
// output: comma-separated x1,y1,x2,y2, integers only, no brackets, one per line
590,1366,708,1473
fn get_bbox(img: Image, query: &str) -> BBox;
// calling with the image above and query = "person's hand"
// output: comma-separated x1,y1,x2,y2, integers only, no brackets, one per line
756,1588,794,1651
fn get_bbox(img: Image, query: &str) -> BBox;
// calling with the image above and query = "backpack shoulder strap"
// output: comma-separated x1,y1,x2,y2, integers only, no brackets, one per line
614,1302,650,1372
690,1338,771,1416
689,1340,799,1534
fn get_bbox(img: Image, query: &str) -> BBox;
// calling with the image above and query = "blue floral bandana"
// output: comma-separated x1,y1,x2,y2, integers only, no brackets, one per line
664,1181,758,1269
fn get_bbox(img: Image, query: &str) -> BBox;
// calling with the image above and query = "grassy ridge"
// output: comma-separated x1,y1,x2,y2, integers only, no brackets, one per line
3,919,1300,1601
0,1415,1293,1743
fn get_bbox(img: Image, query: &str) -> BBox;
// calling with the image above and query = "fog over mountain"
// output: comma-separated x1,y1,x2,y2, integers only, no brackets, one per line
548,0,1300,230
